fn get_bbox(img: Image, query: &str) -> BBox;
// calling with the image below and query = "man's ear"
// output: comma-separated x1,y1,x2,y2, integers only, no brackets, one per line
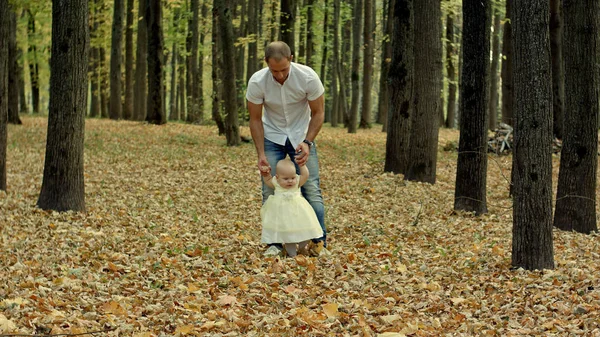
289,55,294,62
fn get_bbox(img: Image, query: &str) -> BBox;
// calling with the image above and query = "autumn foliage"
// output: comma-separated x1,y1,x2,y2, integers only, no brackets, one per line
1,117,600,336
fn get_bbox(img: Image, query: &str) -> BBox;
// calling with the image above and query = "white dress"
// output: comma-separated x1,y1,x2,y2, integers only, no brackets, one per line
261,175,323,244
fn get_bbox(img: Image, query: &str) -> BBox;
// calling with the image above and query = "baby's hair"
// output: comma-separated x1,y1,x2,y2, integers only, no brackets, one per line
276,157,295,174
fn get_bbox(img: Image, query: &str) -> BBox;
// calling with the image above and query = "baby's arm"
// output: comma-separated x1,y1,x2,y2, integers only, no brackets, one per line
263,175,275,189
298,165,309,187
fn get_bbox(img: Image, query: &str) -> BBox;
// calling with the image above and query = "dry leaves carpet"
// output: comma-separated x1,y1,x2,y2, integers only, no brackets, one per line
1,117,600,337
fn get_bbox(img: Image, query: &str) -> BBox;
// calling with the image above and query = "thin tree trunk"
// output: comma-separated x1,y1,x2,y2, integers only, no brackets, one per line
109,0,124,120
27,11,39,114
379,0,393,131
511,0,554,270
146,0,166,125
305,0,315,67
0,0,9,190
320,0,329,84
38,0,88,212
445,13,456,128
454,0,491,214
170,42,178,121
280,0,295,54
246,0,259,86
99,47,110,118
90,1,100,118
501,0,514,126
330,0,340,128
550,0,564,140
134,0,148,121
341,13,351,126
186,0,200,123
348,0,362,133
359,0,373,129
404,0,442,183
553,0,599,234
123,0,135,120
178,52,186,121
212,9,225,135
8,8,21,125
488,10,501,131
215,0,240,145
384,0,413,174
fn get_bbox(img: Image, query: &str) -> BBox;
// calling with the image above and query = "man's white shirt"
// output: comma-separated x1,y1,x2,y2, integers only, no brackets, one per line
246,62,324,149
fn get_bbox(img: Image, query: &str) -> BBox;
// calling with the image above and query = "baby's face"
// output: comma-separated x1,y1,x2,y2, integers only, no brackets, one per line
276,167,297,189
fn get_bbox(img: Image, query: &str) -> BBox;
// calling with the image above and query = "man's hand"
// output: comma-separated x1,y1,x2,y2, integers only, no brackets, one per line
258,156,271,177
295,142,310,166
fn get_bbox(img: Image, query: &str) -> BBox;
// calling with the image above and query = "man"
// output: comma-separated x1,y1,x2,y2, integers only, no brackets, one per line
246,41,326,256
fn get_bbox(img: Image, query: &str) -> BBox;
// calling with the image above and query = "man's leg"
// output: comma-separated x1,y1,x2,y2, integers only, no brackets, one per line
291,141,326,246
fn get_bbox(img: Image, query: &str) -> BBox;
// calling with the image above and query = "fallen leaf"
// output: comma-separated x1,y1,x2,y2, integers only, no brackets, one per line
322,303,339,318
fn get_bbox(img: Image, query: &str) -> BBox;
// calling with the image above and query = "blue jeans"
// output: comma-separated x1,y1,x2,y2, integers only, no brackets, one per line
263,138,326,246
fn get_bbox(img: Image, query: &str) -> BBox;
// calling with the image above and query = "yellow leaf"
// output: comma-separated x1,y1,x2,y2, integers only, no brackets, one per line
0,314,17,332
174,325,194,335
132,333,155,337
187,283,201,292
217,295,237,306
322,303,339,318
377,333,407,337
101,301,127,316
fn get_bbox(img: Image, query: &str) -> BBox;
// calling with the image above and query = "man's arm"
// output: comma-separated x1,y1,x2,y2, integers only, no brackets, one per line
248,101,271,176
306,94,325,142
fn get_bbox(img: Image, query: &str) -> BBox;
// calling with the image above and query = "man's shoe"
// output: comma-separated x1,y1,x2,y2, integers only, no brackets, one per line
263,245,283,257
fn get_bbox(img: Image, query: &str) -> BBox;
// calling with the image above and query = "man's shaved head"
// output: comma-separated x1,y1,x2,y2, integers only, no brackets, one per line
265,41,292,62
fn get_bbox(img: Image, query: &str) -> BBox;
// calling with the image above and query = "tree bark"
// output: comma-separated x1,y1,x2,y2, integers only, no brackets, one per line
550,0,564,140
511,0,554,270
246,0,259,83
27,11,40,114
170,42,178,121
359,0,373,129
212,9,225,135
134,0,148,121
348,0,362,133
378,0,393,131
146,0,166,125
123,0,135,120
384,0,413,175
404,0,442,183
99,47,110,118
186,0,200,123
8,8,21,125
500,0,514,126
215,0,240,145
445,13,456,128
454,0,490,215
305,0,315,68
280,0,296,56
553,0,599,234
0,0,9,190
488,10,500,131
38,0,88,212
109,0,124,120
330,0,341,128
90,1,100,118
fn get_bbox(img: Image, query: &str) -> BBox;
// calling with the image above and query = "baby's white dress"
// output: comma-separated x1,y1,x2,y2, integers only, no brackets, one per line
261,175,323,244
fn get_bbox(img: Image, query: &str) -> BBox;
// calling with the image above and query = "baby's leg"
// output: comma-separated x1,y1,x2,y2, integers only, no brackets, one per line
298,240,309,255
284,243,298,257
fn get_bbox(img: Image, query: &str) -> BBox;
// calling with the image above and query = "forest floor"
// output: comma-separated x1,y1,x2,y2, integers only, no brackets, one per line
1,116,600,337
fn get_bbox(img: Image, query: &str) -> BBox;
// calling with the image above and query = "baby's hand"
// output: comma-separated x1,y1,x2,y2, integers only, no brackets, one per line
259,165,271,176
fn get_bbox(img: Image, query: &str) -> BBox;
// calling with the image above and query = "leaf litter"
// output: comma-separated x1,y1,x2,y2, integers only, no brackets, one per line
1,117,600,336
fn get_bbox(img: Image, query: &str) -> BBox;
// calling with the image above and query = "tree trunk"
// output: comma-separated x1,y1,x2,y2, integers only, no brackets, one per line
488,10,500,131
384,0,413,174
99,47,110,118
550,0,564,140
215,0,240,145
320,0,329,85
0,0,9,190
454,0,490,214
134,0,148,121
404,0,442,184
511,0,554,270
146,0,166,125
500,0,514,126
378,0,393,131
178,52,186,121
212,9,225,135
170,42,178,121
553,0,599,234
359,0,373,129
444,14,456,128
90,2,100,118
18,46,27,114
348,0,362,133
330,0,341,127
186,0,200,123
280,0,296,55
38,0,88,212
341,13,351,126
8,8,21,125
123,0,135,120
305,0,315,67
27,11,40,114
246,0,259,84
198,0,207,122
109,0,124,120
235,0,246,123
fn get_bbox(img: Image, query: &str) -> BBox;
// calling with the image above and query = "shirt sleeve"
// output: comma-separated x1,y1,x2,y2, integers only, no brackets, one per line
246,77,264,105
306,69,325,101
